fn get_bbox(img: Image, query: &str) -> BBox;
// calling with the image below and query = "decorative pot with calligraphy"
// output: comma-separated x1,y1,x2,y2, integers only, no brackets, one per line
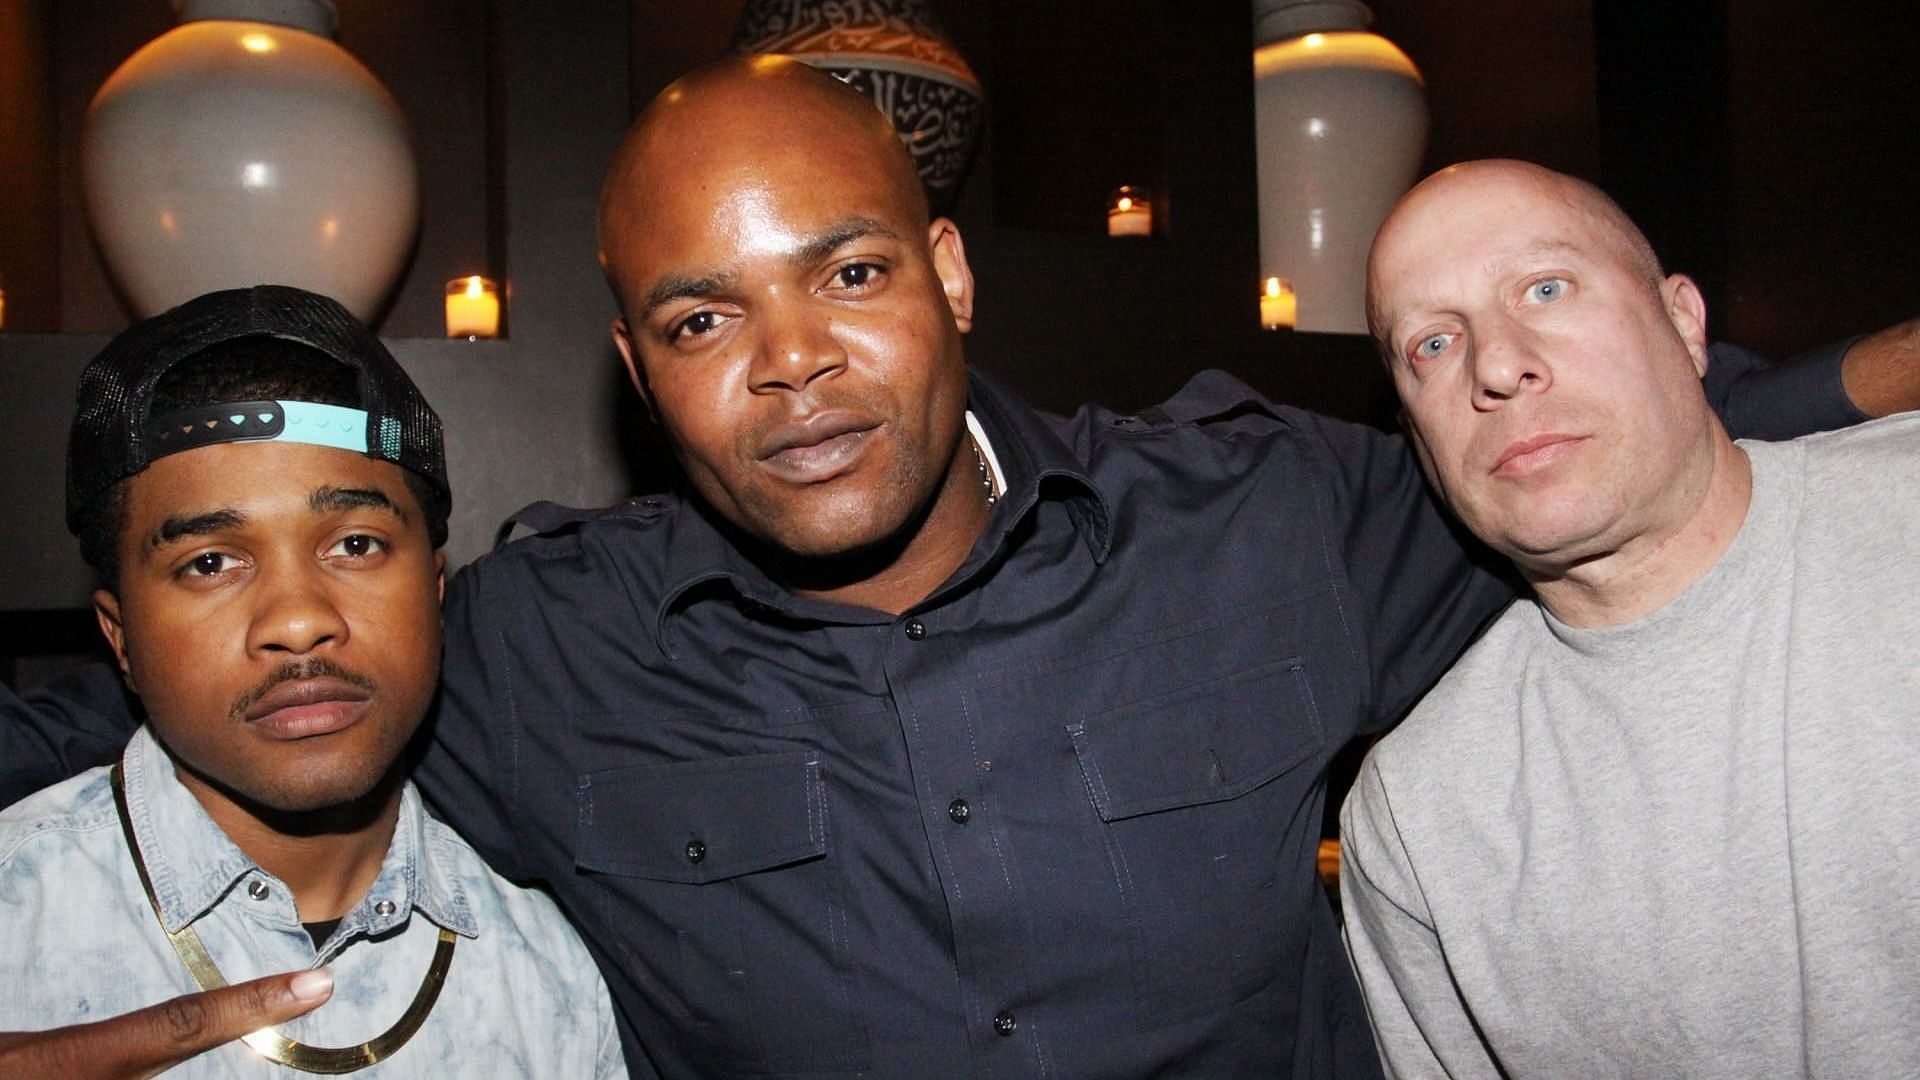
732,0,983,215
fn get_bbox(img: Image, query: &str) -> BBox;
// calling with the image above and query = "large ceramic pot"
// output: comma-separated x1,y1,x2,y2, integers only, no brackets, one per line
83,0,418,321
1252,0,1425,334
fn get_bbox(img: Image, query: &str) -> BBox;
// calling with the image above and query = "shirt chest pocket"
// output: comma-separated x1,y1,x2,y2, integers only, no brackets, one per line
574,752,870,1072
1066,656,1328,1029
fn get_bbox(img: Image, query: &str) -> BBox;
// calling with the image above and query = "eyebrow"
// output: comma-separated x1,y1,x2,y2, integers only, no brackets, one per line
1483,239,1585,277
148,509,248,551
636,216,900,319
144,486,406,552
310,485,408,522
794,217,896,268
639,270,739,319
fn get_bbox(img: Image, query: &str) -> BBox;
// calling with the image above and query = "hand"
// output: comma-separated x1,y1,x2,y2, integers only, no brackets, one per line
0,968,331,1079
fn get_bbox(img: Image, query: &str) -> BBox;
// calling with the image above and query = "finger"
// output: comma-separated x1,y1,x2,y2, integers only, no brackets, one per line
0,968,332,1079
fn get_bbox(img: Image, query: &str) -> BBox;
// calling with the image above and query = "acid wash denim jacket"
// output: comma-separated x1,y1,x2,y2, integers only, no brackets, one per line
0,725,627,1078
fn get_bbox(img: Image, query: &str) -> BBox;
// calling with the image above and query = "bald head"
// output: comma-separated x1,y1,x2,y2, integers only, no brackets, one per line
597,55,929,307
587,53,981,597
1362,157,1738,625
1367,160,1663,348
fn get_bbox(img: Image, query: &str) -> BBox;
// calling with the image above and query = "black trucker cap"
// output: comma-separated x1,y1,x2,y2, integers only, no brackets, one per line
65,285,450,536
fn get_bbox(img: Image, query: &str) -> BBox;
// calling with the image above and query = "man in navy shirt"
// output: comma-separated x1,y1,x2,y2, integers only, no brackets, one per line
5,57,1907,1077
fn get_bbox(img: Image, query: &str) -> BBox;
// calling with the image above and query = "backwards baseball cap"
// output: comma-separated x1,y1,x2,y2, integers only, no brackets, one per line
65,285,450,538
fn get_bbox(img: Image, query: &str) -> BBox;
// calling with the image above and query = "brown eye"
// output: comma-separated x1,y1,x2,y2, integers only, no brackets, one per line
325,534,388,560
187,552,232,576
828,262,886,292
671,311,722,342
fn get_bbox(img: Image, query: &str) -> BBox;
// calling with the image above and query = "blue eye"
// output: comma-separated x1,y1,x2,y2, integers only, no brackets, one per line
1414,333,1453,360
1526,277,1568,303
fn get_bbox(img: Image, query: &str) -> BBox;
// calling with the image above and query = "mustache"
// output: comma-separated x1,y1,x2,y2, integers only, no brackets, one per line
228,657,378,722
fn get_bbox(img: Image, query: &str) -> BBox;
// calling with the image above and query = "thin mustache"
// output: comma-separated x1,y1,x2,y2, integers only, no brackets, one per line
229,658,377,723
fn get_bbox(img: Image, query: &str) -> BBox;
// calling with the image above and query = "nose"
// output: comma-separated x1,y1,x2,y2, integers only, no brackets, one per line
246,562,348,657
747,295,847,394
1468,320,1551,408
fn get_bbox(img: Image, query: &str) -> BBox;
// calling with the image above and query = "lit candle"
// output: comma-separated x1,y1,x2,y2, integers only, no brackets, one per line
1107,185,1152,237
1259,276,1296,330
445,275,500,339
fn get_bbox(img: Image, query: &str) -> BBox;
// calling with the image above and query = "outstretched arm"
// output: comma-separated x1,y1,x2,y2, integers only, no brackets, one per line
1841,315,1920,418
1705,316,1920,442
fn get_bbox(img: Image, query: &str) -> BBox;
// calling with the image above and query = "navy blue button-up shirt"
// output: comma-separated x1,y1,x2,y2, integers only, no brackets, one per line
426,368,1526,1078
3,346,1863,1078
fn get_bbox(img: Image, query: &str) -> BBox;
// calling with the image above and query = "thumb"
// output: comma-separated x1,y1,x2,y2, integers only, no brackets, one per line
0,967,332,1079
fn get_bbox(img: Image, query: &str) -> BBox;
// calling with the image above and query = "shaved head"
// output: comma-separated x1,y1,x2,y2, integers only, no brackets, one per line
590,54,984,612
1363,157,1750,627
598,55,929,310
1367,160,1663,350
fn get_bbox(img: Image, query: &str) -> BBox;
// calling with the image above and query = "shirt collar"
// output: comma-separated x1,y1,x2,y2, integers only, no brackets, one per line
651,367,1112,645
119,725,479,940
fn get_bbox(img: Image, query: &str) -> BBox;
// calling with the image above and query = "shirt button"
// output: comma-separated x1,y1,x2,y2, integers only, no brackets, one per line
685,838,707,864
993,1010,1017,1036
904,618,927,640
947,798,971,824
248,880,269,901
374,900,397,917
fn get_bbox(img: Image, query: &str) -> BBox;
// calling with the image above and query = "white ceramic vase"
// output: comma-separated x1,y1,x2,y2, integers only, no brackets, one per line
1252,0,1425,334
82,0,418,322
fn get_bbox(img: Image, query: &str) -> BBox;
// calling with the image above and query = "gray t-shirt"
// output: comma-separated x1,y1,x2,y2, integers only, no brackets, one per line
1339,415,1920,1079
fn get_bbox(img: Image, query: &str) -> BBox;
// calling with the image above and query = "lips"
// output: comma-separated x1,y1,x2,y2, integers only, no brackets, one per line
757,410,881,483
1492,433,1585,477
243,676,374,740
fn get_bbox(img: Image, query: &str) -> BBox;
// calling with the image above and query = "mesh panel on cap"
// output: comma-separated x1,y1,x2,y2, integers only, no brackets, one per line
65,285,450,536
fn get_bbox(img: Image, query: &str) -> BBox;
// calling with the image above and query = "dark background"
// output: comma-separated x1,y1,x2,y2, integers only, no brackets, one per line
2,0,1916,676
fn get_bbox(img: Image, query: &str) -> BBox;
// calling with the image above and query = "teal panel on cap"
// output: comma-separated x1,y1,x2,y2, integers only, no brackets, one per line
277,400,369,452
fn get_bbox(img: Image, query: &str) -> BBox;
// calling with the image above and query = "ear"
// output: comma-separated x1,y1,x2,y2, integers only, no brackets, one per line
1660,274,1711,379
928,218,975,334
434,552,447,606
611,317,657,420
92,589,136,693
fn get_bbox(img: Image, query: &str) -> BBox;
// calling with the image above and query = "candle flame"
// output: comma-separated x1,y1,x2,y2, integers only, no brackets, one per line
240,34,277,54
1265,277,1282,298
1117,197,1133,212
464,276,486,297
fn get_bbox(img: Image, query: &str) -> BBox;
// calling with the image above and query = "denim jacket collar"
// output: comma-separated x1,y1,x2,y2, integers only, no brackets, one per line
119,726,479,943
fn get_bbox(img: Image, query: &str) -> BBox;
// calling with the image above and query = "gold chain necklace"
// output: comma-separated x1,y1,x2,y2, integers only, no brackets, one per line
110,763,457,1074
